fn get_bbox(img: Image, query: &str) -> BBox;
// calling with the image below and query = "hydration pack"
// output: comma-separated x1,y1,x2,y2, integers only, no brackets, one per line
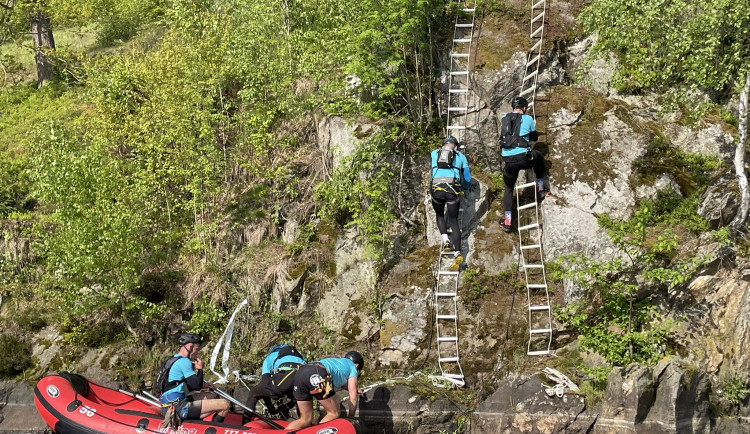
499,112,527,149
270,344,304,367
154,355,182,396
436,145,456,169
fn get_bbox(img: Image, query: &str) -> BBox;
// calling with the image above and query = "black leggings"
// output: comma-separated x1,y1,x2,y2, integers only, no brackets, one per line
431,186,461,251
246,370,296,412
503,150,546,212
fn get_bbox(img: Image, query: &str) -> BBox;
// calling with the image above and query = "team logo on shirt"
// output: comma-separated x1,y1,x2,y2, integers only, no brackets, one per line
309,374,323,387
316,428,337,434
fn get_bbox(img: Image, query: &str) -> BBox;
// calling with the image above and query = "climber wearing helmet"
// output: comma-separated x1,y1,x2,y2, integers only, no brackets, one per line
285,351,364,429
498,96,550,233
430,134,472,271
157,333,230,425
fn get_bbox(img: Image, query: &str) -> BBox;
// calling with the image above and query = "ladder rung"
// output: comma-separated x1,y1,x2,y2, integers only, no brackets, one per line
527,283,547,289
519,223,539,231
516,181,536,190
447,125,466,130
437,271,460,276
531,13,545,24
463,8,476,12
440,250,457,256
532,0,545,9
523,70,538,83
524,264,544,269
442,373,464,379
439,357,459,363
451,71,469,75
531,26,543,39
436,292,457,297
526,54,541,67
453,38,471,43
448,107,468,112
530,39,543,54
527,350,550,356
451,53,470,58
456,23,473,28
449,88,468,93
529,305,550,311
521,244,542,250
438,336,458,342
530,328,552,334
437,314,457,320
519,86,536,97
518,202,537,210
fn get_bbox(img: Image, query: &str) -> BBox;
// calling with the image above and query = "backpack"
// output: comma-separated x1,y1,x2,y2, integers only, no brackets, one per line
154,355,182,396
436,145,456,169
270,344,304,369
499,112,527,149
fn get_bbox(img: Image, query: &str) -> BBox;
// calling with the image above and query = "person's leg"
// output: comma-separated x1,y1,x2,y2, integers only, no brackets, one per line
445,198,461,252
317,395,342,424
286,400,314,429
431,190,448,236
245,375,274,411
196,398,230,421
503,157,522,213
529,150,550,196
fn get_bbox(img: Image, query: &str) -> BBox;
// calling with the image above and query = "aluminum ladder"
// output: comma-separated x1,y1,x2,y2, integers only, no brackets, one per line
519,0,547,120
445,0,477,145
515,182,552,355
432,249,465,387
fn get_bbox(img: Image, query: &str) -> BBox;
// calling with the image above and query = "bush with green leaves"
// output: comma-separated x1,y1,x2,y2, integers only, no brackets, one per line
0,334,32,377
316,130,397,260
554,193,712,366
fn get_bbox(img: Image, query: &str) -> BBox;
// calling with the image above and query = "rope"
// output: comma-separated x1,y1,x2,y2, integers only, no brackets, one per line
361,370,463,393
541,367,579,398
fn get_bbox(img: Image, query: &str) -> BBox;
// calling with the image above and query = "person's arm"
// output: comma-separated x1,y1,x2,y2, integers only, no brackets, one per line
528,117,538,142
345,377,359,418
183,370,203,391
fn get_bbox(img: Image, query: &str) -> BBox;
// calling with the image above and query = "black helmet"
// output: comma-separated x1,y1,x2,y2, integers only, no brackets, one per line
345,351,364,370
442,135,458,146
178,333,202,345
511,96,528,109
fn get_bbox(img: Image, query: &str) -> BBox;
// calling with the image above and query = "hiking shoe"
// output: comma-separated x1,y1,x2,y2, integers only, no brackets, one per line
441,241,453,252
448,253,463,271
537,189,551,202
500,221,512,233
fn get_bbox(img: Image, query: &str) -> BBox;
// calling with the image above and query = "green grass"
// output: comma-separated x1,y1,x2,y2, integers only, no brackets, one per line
0,25,98,85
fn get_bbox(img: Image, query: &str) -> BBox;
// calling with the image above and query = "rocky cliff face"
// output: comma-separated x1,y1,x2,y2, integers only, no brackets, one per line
2,2,749,434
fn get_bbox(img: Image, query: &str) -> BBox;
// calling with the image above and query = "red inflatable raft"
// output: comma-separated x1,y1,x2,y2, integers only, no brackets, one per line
34,372,359,434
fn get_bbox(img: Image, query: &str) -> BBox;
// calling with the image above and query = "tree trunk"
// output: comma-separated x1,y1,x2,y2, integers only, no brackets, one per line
731,73,750,233
30,11,55,88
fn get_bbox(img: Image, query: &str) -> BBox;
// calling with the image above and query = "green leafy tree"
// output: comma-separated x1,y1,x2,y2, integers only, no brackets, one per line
580,0,750,232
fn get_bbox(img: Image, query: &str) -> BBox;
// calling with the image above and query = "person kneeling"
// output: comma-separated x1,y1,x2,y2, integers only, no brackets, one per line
285,351,364,429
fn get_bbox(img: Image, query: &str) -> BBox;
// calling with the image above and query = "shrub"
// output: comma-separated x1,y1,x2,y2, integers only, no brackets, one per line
0,334,32,377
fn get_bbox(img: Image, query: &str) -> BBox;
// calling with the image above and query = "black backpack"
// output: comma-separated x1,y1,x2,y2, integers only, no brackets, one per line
271,344,304,367
436,145,456,169
499,112,527,149
154,355,182,396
